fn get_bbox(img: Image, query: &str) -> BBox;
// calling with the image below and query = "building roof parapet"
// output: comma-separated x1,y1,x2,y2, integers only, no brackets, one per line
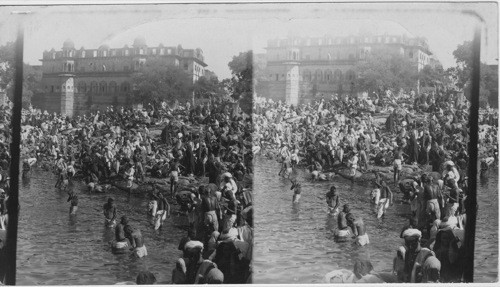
42,39,208,64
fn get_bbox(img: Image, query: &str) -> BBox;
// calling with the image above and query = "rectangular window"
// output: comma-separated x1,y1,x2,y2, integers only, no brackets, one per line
125,50,129,56
93,51,97,57
160,48,164,55
103,51,107,57
111,50,116,56
167,49,171,54
152,49,156,54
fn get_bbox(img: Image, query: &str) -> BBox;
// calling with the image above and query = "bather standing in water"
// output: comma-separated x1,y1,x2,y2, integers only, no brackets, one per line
334,204,351,241
124,224,147,258
67,190,78,215
326,185,340,215
346,213,369,246
376,181,393,219
103,197,117,227
290,179,302,204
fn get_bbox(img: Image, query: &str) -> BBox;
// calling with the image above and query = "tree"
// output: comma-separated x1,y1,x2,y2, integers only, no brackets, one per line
193,71,222,100
451,41,498,108
354,51,418,94
131,58,193,105
21,64,43,108
0,42,15,93
253,53,269,98
227,51,253,114
0,42,42,107
419,64,450,89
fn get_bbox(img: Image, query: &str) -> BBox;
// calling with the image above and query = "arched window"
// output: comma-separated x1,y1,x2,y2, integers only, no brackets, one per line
109,81,117,93
346,70,356,81
302,70,311,82
99,81,107,93
334,69,342,82
325,70,333,82
78,82,87,93
91,81,98,93
315,69,322,82
121,82,130,92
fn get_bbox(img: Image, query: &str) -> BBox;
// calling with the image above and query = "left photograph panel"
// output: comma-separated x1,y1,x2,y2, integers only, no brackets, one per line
0,5,254,284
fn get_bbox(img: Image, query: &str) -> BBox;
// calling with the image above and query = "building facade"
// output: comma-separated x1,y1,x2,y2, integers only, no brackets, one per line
33,37,207,116
260,34,433,104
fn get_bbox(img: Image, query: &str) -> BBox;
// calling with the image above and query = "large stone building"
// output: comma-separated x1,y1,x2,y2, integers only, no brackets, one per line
259,34,433,105
33,37,207,116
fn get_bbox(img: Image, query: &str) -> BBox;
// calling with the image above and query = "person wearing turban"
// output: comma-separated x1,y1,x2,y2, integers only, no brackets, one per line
402,228,422,282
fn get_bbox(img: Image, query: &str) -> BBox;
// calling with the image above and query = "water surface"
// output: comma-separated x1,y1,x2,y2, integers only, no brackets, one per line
18,170,186,285
253,157,498,283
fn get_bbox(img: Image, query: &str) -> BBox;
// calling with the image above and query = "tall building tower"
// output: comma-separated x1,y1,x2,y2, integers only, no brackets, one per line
284,62,299,105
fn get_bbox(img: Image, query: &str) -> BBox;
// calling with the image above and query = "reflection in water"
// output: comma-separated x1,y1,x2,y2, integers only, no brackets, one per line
17,170,186,285
254,157,498,283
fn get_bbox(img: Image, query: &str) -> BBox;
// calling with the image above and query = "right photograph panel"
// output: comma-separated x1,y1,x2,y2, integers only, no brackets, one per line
252,2,498,284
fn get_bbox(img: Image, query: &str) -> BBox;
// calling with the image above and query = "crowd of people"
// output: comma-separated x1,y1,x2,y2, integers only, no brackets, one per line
0,83,497,283
253,87,498,283
1,97,254,284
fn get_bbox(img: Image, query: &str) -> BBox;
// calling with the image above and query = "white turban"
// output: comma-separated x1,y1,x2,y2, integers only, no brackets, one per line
184,240,203,251
402,228,422,239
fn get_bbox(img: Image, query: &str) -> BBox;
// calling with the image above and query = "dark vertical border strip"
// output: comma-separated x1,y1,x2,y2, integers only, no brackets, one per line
463,24,480,283
5,24,23,286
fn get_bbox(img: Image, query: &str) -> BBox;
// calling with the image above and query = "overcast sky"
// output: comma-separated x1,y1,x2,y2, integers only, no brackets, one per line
0,2,497,79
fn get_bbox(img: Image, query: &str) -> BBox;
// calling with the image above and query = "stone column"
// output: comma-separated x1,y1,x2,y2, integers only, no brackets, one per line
60,75,74,117
284,62,299,106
